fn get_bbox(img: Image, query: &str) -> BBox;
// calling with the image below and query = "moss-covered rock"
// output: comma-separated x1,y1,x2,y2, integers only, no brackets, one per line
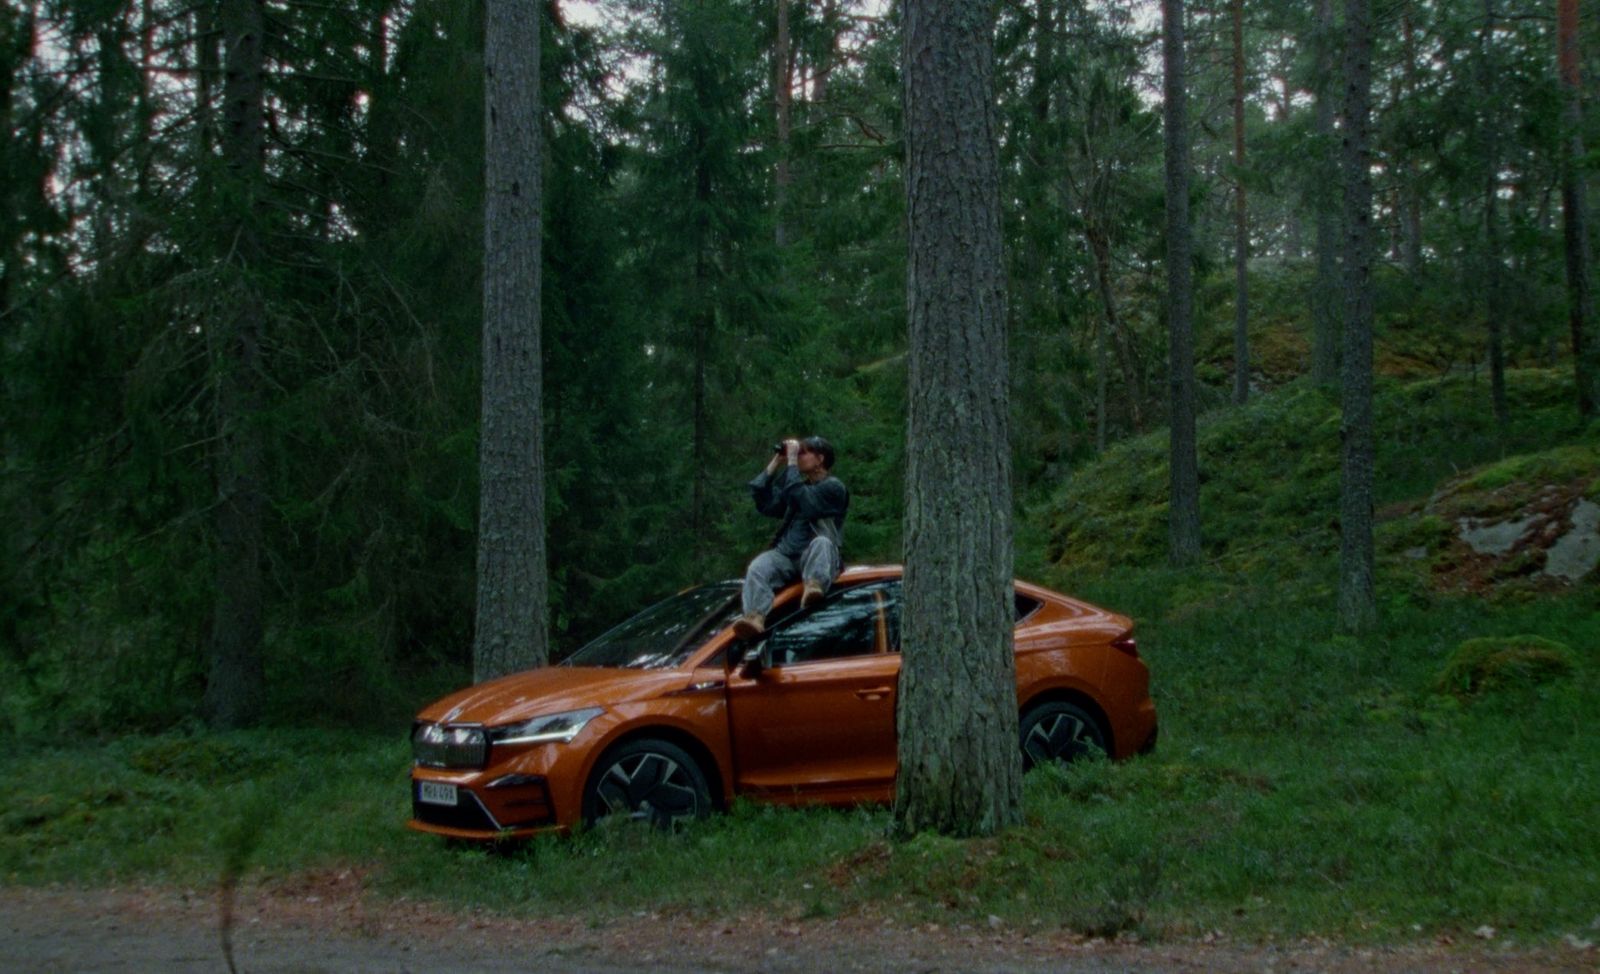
1434,635,1577,698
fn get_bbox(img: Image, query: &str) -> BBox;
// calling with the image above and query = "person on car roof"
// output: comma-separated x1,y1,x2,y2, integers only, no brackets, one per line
733,436,849,639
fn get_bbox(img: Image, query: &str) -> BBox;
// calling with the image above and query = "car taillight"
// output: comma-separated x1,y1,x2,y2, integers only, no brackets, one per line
1111,633,1139,659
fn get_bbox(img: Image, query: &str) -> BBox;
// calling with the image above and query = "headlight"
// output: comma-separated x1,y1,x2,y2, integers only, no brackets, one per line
412,722,487,768
487,707,604,746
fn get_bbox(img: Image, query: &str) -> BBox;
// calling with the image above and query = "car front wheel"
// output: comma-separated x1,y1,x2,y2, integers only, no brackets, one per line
1019,701,1108,770
581,738,712,829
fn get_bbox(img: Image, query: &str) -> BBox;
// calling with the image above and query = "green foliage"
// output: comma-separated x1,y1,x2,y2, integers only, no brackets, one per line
1431,444,1600,518
1435,635,1578,698
5,0,1597,745
1040,369,1589,580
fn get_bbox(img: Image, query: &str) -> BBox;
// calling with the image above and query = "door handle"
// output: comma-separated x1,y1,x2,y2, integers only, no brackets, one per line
855,686,894,700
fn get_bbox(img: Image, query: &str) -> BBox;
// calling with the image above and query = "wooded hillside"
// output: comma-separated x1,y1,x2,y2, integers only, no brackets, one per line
2,0,1595,734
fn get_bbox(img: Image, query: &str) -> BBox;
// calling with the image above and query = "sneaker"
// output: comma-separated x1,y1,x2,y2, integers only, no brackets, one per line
801,583,825,609
732,613,765,640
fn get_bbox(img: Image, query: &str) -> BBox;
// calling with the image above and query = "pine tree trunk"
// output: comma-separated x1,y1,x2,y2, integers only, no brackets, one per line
136,0,155,201
1480,0,1508,426
1558,0,1597,417
1310,0,1340,387
1163,0,1201,565
195,4,219,158
1032,0,1053,125
774,0,791,247
895,0,1021,839
1231,0,1249,405
1398,12,1424,277
475,0,548,681
812,0,837,106
1096,313,1109,453
204,0,267,729
1085,224,1141,432
1338,0,1376,633
1280,67,1303,261
691,150,713,543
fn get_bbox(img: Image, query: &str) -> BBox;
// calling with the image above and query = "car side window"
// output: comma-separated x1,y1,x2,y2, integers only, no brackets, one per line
881,582,1036,654
767,584,888,666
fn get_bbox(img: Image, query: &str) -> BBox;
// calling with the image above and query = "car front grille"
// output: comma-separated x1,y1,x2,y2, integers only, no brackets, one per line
413,784,500,831
412,779,555,833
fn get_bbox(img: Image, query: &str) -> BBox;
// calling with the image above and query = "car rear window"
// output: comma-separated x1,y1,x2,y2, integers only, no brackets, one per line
1015,593,1042,623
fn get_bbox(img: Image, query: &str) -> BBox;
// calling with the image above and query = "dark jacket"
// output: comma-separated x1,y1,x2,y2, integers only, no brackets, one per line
749,466,849,559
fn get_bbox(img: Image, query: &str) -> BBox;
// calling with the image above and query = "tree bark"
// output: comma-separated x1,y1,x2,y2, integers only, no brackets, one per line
1085,223,1142,433
691,150,713,543
204,0,267,729
1338,0,1376,633
1231,0,1249,405
1310,0,1340,387
1398,12,1424,277
475,0,548,681
1479,0,1508,426
774,0,791,247
1558,0,1596,417
195,3,220,159
896,0,1021,838
1163,0,1201,565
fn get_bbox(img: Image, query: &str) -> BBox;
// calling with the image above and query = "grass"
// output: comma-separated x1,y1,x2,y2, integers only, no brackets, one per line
3,580,1595,946
4,367,1598,947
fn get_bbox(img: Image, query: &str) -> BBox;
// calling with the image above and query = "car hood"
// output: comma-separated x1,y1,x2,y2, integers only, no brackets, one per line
415,666,693,728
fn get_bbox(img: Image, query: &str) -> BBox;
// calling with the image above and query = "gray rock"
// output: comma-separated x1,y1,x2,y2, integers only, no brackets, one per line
1545,498,1600,582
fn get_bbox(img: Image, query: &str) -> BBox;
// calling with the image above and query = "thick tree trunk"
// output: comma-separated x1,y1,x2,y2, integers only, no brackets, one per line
774,0,791,247
1558,0,1596,417
1338,0,1376,633
475,0,548,681
204,0,267,729
1231,0,1249,405
1310,0,1340,387
1162,0,1201,565
1480,0,1508,426
896,0,1021,839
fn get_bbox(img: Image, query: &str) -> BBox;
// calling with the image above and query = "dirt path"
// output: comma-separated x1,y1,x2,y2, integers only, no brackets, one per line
2,880,1594,973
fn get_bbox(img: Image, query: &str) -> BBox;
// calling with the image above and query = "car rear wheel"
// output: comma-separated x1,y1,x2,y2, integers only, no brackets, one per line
1019,701,1107,770
582,738,712,829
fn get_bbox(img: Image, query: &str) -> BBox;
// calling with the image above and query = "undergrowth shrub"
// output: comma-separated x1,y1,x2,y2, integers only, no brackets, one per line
1434,635,1576,697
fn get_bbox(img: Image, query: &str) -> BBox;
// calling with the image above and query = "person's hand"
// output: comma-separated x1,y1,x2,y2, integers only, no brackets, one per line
785,439,800,465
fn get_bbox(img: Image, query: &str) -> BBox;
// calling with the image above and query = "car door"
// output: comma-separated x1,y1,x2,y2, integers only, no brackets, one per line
725,581,900,805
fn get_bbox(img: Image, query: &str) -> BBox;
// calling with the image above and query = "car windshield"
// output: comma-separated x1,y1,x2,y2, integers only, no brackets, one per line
561,582,740,670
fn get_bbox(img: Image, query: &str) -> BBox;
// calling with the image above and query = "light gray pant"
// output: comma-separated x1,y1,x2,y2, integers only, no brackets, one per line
741,537,841,617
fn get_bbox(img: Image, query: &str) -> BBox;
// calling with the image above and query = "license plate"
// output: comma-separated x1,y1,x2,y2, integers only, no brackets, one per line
418,781,458,806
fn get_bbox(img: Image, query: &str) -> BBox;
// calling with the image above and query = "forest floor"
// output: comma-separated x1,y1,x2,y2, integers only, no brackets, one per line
5,878,1594,974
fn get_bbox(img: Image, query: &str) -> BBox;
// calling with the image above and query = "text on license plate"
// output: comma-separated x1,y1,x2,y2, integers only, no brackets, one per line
419,781,458,806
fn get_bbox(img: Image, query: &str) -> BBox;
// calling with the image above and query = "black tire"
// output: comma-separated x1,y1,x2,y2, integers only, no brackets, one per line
581,738,712,829
1019,701,1108,771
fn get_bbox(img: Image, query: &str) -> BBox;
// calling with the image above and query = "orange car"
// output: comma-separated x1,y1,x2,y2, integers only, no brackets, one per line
409,565,1157,839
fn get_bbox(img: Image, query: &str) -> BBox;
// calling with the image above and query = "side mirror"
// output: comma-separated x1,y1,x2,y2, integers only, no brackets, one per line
737,642,770,680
